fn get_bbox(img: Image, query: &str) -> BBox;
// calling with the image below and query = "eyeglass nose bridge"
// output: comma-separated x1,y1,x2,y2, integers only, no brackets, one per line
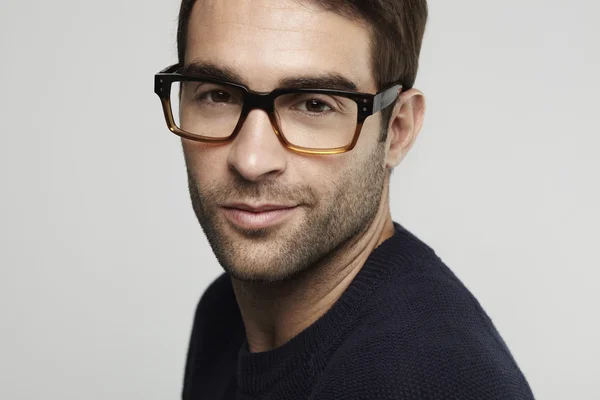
243,91,277,114
230,90,286,145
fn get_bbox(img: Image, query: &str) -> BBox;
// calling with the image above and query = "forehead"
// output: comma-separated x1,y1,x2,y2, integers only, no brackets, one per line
185,0,376,92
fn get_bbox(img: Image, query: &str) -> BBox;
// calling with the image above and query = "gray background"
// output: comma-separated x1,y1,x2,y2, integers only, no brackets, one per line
1,0,598,399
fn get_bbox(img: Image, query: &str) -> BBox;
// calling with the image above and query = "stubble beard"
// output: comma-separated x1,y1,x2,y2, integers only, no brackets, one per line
186,143,387,284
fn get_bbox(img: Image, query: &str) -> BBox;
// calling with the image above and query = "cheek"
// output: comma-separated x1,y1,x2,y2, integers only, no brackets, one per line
359,114,384,143
181,140,229,183
293,154,358,201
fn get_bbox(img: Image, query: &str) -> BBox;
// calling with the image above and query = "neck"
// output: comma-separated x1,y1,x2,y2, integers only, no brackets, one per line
230,190,395,353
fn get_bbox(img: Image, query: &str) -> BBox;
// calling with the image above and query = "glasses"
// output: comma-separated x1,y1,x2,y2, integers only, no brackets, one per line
154,64,404,155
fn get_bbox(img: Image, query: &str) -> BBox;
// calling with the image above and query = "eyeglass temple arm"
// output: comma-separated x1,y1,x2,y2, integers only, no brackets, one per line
373,84,402,114
158,64,180,74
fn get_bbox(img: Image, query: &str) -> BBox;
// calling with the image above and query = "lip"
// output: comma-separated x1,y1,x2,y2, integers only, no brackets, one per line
221,203,299,230
224,203,298,212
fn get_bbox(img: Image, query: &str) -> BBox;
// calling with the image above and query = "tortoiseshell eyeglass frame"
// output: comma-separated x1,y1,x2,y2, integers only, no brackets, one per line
154,64,404,155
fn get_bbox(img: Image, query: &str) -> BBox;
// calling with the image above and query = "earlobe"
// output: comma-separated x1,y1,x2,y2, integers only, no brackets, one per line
384,89,426,169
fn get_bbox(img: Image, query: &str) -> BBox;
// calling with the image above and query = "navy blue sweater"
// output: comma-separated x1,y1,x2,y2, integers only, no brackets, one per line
182,222,535,399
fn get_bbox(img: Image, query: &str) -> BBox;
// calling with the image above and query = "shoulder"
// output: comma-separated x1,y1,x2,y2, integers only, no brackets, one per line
312,257,535,399
187,273,242,351
196,272,236,312
190,272,241,338
182,273,243,398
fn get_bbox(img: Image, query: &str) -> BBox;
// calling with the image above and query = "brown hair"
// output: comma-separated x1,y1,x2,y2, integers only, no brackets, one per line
176,0,428,139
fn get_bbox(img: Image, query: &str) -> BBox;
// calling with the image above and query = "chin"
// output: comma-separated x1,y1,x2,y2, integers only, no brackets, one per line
223,263,299,284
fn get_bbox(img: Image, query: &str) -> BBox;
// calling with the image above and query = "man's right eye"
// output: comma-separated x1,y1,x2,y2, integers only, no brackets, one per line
199,90,234,103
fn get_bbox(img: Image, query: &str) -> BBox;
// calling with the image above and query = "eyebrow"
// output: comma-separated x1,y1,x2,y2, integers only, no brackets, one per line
179,61,359,92
178,62,244,84
279,75,358,92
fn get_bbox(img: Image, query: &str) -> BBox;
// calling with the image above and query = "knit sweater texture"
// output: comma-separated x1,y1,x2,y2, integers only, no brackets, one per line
182,222,535,399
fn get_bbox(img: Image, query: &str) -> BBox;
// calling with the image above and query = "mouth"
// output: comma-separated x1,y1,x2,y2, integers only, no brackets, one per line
221,203,300,230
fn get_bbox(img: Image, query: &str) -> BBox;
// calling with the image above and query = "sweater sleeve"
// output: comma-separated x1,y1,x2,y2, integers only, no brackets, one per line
309,274,535,400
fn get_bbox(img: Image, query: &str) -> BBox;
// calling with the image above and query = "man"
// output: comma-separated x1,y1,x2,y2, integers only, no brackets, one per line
154,0,535,398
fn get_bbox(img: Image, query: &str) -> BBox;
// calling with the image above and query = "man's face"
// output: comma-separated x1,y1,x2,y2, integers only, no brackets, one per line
183,0,389,283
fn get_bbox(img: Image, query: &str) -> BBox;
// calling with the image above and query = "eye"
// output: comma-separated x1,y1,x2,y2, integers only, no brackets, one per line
297,99,333,113
204,90,234,103
190,83,242,105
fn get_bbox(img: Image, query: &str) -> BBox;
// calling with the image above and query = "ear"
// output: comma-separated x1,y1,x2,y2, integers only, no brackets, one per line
384,88,426,169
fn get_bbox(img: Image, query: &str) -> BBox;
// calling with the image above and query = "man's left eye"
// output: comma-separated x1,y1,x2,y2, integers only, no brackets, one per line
299,99,332,113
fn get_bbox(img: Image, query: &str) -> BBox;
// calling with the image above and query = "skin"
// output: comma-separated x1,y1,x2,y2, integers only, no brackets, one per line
182,0,425,353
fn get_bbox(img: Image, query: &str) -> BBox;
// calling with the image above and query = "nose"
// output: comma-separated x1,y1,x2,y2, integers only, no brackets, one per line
226,110,287,182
